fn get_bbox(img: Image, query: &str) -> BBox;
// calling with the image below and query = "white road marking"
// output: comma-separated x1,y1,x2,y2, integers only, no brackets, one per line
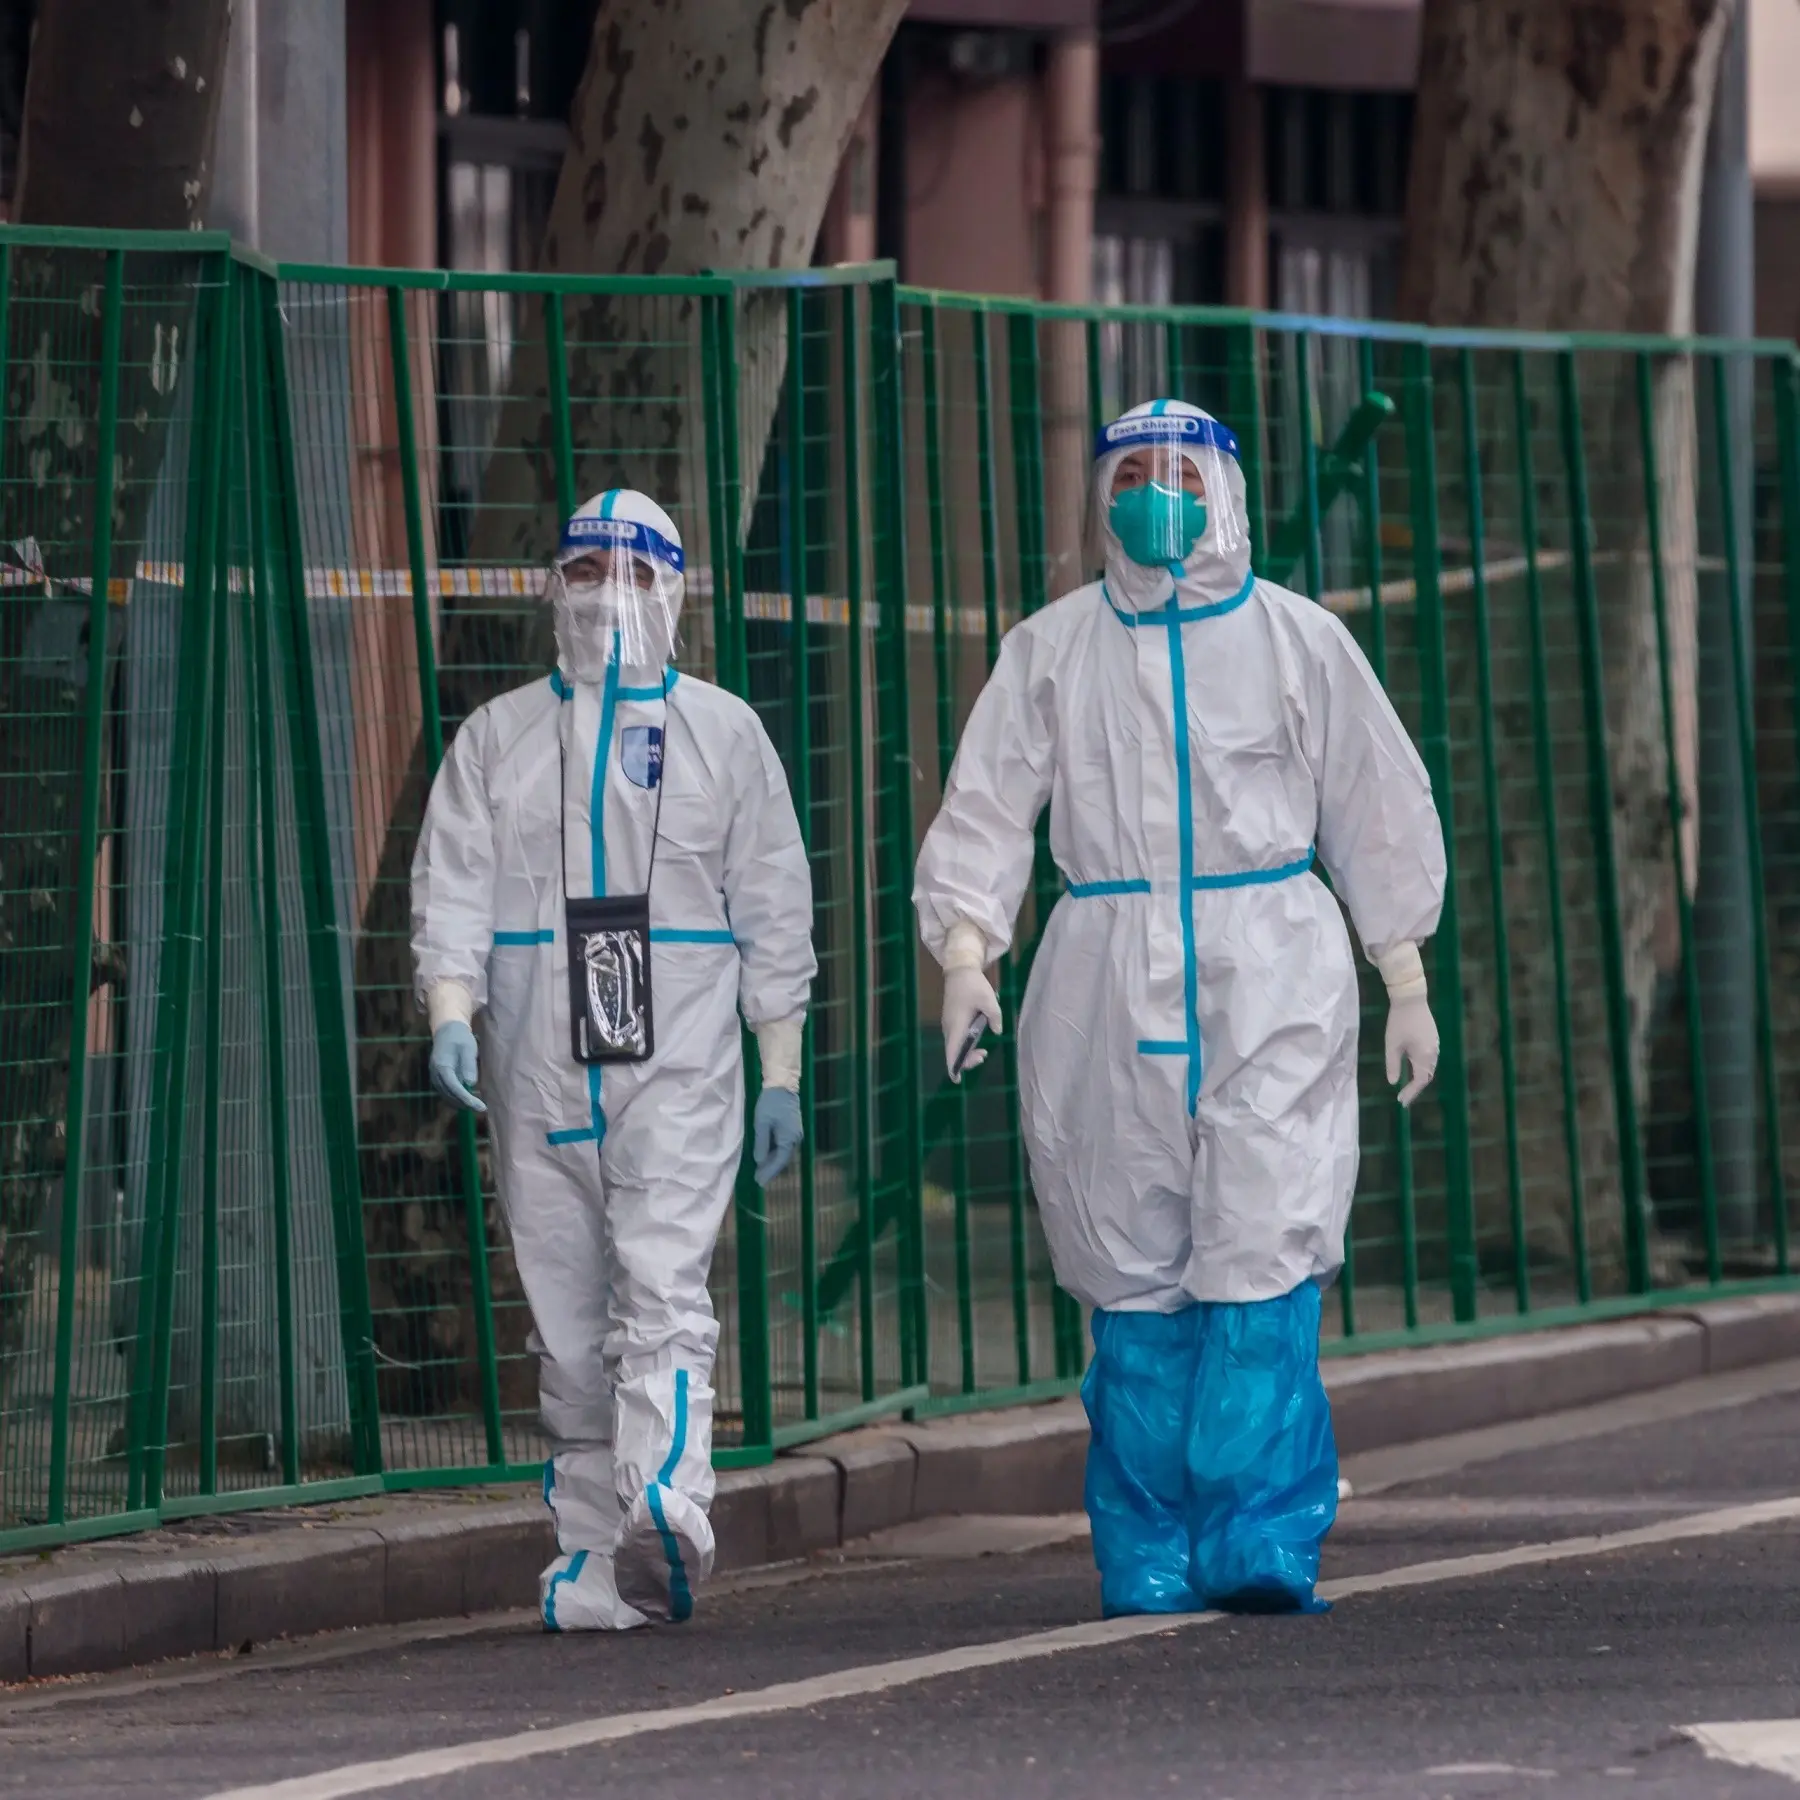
1425,1764,1555,1779
195,1494,1800,1800
1336,1496,1730,1525
1685,1721,1800,1782
838,1514,1089,1559
1342,1357,1800,1497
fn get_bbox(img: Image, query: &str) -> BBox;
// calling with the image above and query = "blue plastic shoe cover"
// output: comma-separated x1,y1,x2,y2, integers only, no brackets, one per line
1081,1283,1338,1619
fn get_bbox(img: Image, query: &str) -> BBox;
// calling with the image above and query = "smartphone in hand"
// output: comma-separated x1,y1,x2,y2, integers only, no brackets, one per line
951,1017,988,1079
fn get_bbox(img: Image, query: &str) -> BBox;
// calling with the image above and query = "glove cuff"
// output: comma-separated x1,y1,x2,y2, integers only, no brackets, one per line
755,1016,805,1092
942,920,989,974
427,980,476,1033
1376,941,1428,1005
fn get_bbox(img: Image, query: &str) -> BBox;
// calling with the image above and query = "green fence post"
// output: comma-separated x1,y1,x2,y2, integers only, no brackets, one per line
1402,341,1479,1324
873,277,927,1391
48,248,126,1521
1708,350,1787,1270
241,274,303,1488
1344,337,1378,1337
701,291,772,1452
131,252,230,1510
197,456,228,1495
784,287,819,1421
1636,351,1721,1281
543,291,579,521
1294,331,1324,600
1776,351,1800,1266
839,289,877,1405
1007,310,1067,1379
1086,316,1104,440
259,272,384,1476
1511,352,1589,1298
920,300,976,1394
386,284,505,1468
1353,338,1416,1332
1457,349,1529,1313
1556,350,1650,1295
986,311,1030,1386
1228,323,1267,569
699,293,736,693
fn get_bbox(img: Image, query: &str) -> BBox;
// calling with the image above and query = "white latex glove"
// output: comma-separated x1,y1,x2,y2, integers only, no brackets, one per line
941,921,1004,1082
1378,942,1439,1108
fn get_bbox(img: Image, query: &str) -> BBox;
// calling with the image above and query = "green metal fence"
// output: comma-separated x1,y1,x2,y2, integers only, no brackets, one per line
3,228,1800,1555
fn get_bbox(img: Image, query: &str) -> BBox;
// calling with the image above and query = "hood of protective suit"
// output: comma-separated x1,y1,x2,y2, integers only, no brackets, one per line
552,488,686,682
1087,400,1253,613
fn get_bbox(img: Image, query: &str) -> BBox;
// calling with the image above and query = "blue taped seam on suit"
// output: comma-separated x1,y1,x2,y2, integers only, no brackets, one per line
542,1547,588,1630
1193,848,1315,889
552,668,680,704
578,638,623,1151
1104,570,1255,629
1162,612,1203,1115
1066,878,1153,898
648,1369,694,1621
1066,851,1316,902
505,926,729,950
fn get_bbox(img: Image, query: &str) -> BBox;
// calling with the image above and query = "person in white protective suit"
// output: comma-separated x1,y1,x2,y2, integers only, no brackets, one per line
913,400,1446,1617
412,488,815,1631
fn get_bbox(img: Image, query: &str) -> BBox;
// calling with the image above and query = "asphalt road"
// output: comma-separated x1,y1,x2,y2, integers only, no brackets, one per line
8,1364,1800,1800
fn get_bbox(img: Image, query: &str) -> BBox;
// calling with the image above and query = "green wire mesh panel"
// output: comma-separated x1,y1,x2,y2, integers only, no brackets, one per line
0,241,233,1541
0,241,371,1549
725,272,925,1446
11,231,1800,1553
899,292,1800,1367
898,297,1091,1407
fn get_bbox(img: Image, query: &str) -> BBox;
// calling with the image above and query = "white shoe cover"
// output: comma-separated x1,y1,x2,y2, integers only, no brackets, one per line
614,1483,715,1623
539,1549,648,1632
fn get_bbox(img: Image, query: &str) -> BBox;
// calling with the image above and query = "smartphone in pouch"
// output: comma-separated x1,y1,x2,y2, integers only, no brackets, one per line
567,892,654,1063
952,1016,988,1079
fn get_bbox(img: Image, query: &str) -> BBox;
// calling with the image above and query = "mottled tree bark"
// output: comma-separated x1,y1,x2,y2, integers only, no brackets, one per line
356,0,907,1411
1400,0,1733,1285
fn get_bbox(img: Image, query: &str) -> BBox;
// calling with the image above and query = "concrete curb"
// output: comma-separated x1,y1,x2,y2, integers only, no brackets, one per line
4,1293,1797,1684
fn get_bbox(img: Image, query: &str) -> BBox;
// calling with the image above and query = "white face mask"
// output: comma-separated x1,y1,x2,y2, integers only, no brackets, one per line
554,577,623,683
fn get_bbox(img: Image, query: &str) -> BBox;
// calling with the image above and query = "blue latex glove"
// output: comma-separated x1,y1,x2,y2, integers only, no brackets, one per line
429,1021,487,1114
753,1087,803,1186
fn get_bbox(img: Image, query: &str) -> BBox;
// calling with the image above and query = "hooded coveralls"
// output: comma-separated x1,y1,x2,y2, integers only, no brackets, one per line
413,489,815,1628
913,403,1446,1614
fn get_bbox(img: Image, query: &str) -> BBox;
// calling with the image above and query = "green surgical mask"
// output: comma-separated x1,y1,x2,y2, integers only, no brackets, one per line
1109,482,1208,570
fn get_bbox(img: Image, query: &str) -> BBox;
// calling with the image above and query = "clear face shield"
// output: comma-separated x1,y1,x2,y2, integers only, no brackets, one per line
550,513,686,680
1085,411,1248,580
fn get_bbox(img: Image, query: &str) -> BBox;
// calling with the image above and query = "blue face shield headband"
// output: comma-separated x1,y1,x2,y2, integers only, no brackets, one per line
559,513,685,575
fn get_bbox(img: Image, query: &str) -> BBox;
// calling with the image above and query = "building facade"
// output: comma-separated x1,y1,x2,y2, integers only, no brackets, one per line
190,0,1795,338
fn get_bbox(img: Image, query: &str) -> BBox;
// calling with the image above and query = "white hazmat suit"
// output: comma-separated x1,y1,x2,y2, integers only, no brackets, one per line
914,399,1446,1615
412,489,815,1630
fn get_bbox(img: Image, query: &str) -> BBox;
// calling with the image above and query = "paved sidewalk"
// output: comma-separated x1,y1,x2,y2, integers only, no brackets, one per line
4,1291,1796,1684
